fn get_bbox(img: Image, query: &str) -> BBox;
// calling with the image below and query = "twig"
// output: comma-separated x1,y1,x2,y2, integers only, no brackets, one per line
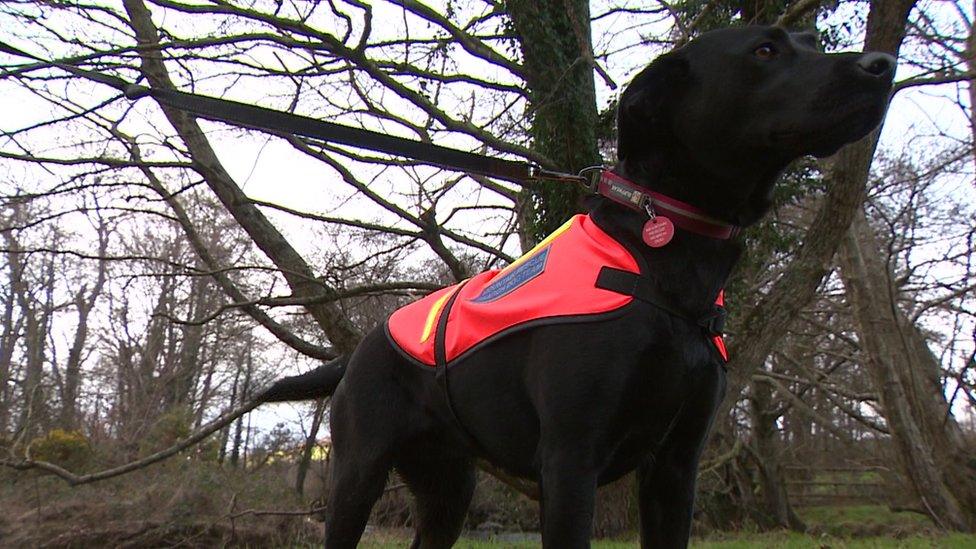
684,1,718,40
657,1,690,43
698,436,743,476
563,0,617,89
156,281,441,326
753,374,852,440
895,71,976,93
775,0,822,28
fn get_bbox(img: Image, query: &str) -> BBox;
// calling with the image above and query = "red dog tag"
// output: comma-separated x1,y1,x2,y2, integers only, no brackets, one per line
642,217,674,247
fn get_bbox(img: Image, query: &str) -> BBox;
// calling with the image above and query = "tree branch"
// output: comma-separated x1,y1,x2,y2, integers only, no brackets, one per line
775,0,822,28
123,0,363,354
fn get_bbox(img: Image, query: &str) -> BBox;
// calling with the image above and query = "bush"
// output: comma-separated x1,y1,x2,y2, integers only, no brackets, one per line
140,406,193,453
29,429,93,471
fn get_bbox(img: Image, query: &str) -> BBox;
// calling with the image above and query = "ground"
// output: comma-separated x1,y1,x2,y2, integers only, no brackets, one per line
359,531,976,548
357,505,976,548
5,464,976,547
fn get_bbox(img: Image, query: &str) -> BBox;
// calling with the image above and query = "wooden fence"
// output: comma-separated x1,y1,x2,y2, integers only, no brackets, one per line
784,465,888,507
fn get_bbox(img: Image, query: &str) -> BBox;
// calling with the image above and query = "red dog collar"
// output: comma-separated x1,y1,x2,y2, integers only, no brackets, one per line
594,170,740,240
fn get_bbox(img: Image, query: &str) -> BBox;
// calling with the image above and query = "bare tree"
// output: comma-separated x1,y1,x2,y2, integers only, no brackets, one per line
1,0,975,538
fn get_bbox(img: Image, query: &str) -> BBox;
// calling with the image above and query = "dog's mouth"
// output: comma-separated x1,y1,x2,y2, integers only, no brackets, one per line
769,95,889,157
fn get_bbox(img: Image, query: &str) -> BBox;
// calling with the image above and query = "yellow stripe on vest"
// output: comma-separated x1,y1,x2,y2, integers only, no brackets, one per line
420,290,454,343
497,216,575,277
419,218,575,344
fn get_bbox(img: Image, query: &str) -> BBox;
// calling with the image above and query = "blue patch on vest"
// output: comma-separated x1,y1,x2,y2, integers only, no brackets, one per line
472,246,551,303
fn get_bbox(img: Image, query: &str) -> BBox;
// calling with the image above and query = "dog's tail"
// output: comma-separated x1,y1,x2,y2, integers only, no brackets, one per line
257,355,349,403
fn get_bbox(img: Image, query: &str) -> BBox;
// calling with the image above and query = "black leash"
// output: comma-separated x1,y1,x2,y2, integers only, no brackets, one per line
0,41,582,184
124,85,541,182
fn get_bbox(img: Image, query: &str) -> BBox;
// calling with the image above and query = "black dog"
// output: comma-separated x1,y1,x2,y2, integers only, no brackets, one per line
260,26,895,548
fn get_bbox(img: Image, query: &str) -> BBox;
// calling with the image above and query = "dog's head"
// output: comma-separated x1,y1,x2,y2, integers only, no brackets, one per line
617,26,895,225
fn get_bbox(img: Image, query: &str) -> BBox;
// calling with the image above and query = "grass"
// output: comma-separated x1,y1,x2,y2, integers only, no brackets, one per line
800,504,936,537
359,533,976,548
5,467,973,549
358,505,976,548
691,532,976,548
360,532,976,549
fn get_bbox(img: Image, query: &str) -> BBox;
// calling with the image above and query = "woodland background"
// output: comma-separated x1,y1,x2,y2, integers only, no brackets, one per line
1,0,975,546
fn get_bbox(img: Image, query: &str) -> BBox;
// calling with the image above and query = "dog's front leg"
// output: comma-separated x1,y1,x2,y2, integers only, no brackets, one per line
636,450,699,548
636,364,725,548
538,451,598,548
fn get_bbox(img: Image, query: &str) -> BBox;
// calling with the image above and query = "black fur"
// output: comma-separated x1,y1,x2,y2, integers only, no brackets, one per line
258,356,348,403
262,26,895,548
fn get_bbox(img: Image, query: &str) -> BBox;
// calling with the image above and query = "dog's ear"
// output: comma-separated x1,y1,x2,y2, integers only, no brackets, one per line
792,31,821,52
617,54,689,162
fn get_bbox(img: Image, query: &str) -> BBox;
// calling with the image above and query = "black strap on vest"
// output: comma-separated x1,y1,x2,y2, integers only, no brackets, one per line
595,267,726,337
432,282,485,452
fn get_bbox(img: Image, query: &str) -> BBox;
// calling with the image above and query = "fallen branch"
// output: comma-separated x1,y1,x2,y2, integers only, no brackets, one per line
228,506,328,519
477,459,540,500
1,395,265,486
225,483,407,521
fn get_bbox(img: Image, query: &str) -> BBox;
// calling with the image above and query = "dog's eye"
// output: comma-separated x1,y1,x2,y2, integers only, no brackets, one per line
754,43,778,59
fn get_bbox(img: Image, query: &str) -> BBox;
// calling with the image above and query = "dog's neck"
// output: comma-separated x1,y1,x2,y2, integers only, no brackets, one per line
621,147,788,227
587,166,744,315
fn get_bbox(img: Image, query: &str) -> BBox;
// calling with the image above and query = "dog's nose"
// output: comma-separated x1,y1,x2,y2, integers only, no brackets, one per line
857,52,896,78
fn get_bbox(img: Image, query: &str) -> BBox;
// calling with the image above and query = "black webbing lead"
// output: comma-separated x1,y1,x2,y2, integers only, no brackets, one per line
125,85,536,183
0,39,543,184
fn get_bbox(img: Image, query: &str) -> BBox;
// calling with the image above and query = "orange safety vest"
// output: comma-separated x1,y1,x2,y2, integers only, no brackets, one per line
386,214,728,367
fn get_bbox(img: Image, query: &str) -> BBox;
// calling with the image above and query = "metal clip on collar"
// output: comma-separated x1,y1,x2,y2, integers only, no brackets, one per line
642,197,657,219
528,165,590,185
577,166,605,191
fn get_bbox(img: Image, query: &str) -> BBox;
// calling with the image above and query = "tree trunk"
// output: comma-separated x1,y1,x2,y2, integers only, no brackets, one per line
5,224,52,441
194,353,219,431
59,225,108,430
966,8,976,166
505,1,639,526
230,340,253,469
218,363,241,465
837,211,976,531
0,263,20,435
718,0,918,424
122,0,362,356
60,288,92,431
115,281,174,450
750,376,806,531
165,274,211,409
295,398,327,495
505,0,602,243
